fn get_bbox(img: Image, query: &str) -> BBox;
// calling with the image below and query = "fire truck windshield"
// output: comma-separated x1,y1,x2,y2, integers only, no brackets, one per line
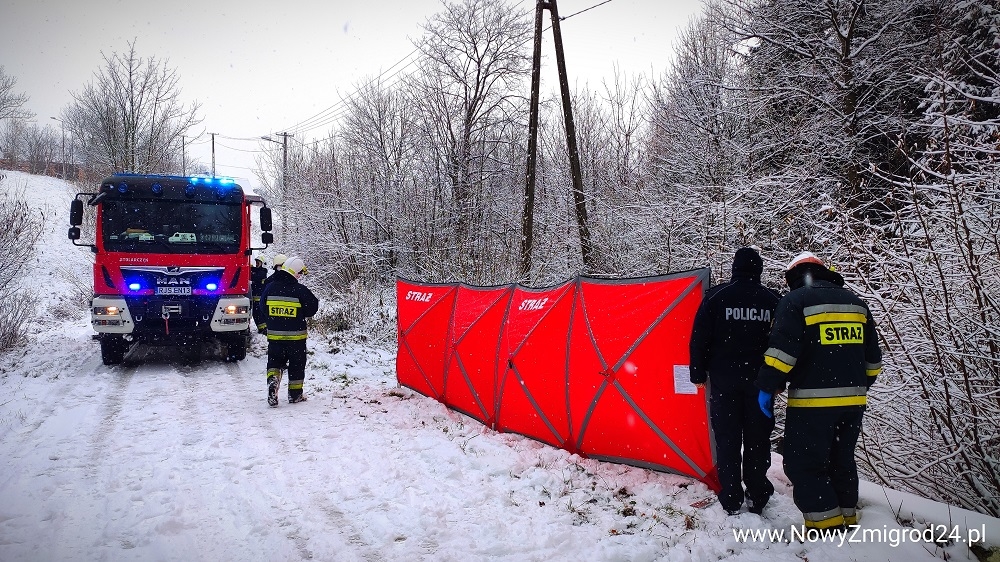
101,199,242,254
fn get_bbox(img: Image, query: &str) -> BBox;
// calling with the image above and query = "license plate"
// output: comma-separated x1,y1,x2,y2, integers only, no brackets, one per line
156,286,192,296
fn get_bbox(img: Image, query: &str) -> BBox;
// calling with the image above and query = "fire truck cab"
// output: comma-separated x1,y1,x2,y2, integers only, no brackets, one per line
68,174,274,365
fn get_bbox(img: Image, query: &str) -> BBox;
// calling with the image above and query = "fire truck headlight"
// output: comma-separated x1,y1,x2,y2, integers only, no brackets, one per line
223,305,249,315
94,306,120,316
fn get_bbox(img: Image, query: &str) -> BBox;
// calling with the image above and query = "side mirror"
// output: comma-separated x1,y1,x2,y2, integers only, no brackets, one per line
260,207,273,232
70,199,83,226
262,232,273,244
68,226,81,240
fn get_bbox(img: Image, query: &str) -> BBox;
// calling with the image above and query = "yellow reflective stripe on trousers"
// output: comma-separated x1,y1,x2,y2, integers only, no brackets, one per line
804,507,846,529
842,508,858,526
288,381,303,390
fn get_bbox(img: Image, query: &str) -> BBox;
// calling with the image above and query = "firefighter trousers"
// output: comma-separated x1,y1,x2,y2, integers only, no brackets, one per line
783,406,864,529
266,340,308,401
710,387,775,512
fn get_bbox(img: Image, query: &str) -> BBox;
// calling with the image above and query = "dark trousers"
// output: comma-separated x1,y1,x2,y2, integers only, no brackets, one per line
783,406,864,525
266,340,307,400
710,386,775,512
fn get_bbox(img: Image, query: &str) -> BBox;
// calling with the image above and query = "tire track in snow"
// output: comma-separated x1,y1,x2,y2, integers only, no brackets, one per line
224,361,385,562
85,351,140,478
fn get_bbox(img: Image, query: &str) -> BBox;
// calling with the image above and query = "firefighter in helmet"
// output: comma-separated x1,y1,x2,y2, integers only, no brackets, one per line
257,256,319,406
250,255,268,334
756,252,882,531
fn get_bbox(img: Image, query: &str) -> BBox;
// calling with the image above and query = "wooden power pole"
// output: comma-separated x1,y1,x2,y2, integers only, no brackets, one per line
521,0,593,279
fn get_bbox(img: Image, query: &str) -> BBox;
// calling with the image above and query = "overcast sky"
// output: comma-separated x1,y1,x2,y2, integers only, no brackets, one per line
2,0,703,187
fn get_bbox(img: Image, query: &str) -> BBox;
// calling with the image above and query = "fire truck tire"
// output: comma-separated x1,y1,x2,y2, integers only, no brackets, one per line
100,337,128,365
224,333,248,362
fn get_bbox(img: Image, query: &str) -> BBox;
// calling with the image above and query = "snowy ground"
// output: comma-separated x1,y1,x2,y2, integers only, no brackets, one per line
1,170,998,561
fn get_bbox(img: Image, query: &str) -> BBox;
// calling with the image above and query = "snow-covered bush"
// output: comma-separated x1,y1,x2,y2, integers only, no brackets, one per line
0,181,40,350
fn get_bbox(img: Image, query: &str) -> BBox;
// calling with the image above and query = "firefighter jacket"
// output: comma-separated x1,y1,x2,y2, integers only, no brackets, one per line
756,268,882,407
250,266,267,297
689,273,781,392
257,270,319,341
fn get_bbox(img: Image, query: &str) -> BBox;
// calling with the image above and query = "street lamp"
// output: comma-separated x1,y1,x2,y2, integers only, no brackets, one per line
50,117,65,179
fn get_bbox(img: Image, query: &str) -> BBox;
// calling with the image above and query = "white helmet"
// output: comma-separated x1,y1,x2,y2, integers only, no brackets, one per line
786,251,824,271
282,256,308,279
272,253,287,270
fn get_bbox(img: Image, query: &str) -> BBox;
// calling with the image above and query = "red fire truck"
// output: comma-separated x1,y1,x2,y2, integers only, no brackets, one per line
68,173,274,365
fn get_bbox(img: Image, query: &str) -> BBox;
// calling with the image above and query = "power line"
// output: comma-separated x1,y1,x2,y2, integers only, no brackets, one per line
561,0,614,20
216,141,269,154
278,0,615,140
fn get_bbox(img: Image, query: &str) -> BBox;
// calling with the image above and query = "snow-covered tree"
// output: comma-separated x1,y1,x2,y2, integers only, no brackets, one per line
62,40,201,176
851,0,1000,516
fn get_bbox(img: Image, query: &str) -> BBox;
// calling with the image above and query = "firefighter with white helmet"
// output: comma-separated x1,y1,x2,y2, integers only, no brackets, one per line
257,255,318,406
271,253,287,271
756,251,882,531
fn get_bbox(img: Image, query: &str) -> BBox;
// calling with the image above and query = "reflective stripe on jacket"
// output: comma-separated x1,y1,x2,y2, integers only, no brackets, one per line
257,270,319,342
756,278,882,406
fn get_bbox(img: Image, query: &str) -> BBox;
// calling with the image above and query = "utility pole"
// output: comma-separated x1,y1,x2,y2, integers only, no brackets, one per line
549,0,592,270
261,132,291,190
51,117,65,179
521,0,593,275
210,132,216,176
261,132,292,236
521,1,546,278
280,132,289,190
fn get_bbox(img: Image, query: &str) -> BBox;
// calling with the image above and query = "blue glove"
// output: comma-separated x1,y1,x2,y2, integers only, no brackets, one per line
758,390,774,419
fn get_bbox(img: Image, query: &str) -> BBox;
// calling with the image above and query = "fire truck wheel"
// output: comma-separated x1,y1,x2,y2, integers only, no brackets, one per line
100,337,128,365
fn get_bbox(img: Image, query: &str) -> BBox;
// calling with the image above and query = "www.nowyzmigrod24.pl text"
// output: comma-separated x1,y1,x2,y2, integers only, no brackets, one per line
735,523,987,548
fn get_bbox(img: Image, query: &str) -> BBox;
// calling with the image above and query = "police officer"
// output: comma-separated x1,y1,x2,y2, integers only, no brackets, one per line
690,247,781,515
250,256,268,334
756,252,882,530
258,256,319,406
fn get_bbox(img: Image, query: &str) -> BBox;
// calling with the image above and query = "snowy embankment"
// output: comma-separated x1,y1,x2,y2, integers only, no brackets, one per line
0,170,997,562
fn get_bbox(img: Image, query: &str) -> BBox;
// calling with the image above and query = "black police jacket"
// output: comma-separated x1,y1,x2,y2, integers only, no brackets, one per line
257,270,320,341
689,274,781,392
755,269,882,408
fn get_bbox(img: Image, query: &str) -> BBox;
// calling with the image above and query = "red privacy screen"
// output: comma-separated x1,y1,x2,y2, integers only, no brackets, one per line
396,270,719,491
